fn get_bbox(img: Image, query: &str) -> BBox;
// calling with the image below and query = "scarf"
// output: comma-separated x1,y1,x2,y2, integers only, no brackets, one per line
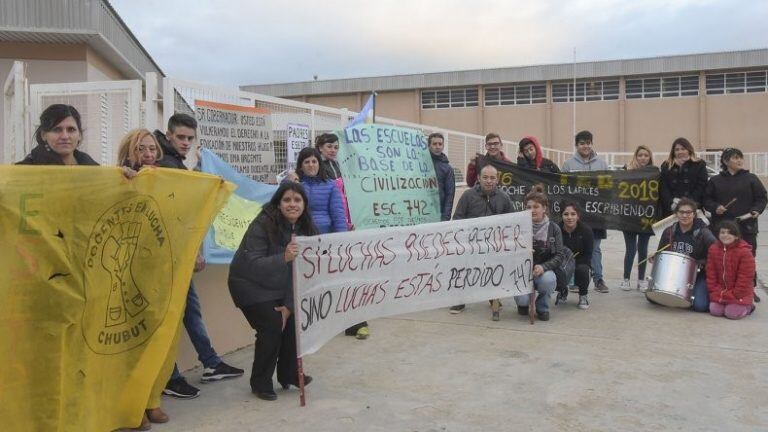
532,215,550,244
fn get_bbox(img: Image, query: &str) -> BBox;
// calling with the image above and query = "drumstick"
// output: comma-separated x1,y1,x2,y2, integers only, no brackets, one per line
722,197,737,209
573,252,579,258
637,243,671,266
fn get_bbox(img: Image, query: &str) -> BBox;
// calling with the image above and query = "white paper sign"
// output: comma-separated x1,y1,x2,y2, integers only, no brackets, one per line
195,99,278,183
294,211,534,356
286,123,310,170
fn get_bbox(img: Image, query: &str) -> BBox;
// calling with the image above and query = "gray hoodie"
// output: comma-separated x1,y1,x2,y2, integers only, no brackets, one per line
561,151,609,172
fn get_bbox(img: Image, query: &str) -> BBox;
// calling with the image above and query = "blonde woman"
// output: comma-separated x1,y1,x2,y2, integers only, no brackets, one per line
117,128,164,170
659,137,708,217
116,128,169,430
621,146,655,291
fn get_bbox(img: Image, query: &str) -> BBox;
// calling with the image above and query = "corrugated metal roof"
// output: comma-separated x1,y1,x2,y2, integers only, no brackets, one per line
242,48,768,97
0,0,163,79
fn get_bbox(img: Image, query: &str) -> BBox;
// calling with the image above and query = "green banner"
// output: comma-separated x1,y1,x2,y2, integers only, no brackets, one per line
336,124,441,229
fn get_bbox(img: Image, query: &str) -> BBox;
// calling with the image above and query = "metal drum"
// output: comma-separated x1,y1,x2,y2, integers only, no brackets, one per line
645,251,697,308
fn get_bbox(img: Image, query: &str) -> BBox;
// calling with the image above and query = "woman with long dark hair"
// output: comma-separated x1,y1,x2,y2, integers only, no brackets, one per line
17,104,98,166
295,147,348,234
559,201,594,310
228,182,318,401
658,137,708,217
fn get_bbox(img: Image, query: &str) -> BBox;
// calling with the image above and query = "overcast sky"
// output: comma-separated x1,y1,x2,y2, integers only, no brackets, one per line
111,0,768,87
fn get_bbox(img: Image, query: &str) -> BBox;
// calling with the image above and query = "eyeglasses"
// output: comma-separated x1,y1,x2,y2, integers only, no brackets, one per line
577,141,592,146
485,142,501,147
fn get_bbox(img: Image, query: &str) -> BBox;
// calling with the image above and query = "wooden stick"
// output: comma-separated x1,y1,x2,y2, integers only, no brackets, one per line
638,243,671,266
723,197,738,209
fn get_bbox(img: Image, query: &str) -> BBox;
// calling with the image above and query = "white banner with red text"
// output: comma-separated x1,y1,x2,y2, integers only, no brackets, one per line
294,211,533,356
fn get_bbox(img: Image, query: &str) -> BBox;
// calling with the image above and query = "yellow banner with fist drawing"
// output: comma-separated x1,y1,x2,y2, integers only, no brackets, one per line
0,166,234,432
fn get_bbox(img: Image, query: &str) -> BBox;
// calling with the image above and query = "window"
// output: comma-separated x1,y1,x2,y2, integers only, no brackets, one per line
626,75,698,99
484,83,546,106
421,88,478,109
707,70,768,95
552,80,619,102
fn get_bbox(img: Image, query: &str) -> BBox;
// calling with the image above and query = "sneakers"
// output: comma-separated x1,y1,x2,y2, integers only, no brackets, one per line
163,377,200,399
620,279,632,291
594,279,609,293
578,295,590,310
355,326,370,340
637,280,649,292
537,311,550,321
201,361,245,382
449,304,466,314
517,305,529,316
491,310,500,321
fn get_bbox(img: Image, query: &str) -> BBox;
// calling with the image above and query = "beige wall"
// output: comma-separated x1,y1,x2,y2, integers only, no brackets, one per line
551,101,621,152
706,93,768,152
176,267,254,371
86,47,126,81
376,90,419,123
421,107,482,136
293,85,768,156
484,104,548,147
306,94,360,111
624,97,700,153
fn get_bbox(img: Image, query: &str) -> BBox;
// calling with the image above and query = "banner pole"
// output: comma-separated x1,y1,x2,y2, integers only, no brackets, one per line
291,234,307,407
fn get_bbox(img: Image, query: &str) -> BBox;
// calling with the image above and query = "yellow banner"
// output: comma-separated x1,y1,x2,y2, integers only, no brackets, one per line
0,166,234,431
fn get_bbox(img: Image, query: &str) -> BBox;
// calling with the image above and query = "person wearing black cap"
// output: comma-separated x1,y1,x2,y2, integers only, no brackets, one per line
704,147,767,297
516,135,560,173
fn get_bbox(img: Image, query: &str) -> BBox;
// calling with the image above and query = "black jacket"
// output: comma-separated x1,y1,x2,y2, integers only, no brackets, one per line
228,210,296,310
452,185,513,220
320,157,342,180
533,222,567,271
516,156,560,174
154,130,187,170
16,146,99,166
559,221,594,268
659,159,708,217
431,152,456,221
704,169,767,234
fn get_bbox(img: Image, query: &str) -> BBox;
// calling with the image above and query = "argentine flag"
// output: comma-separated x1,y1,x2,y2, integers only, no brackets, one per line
348,92,375,126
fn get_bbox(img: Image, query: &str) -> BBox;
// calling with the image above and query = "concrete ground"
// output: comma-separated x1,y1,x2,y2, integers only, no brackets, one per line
153,215,768,432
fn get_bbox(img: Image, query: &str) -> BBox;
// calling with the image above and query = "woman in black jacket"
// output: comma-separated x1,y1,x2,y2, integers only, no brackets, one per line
228,182,318,401
559,201,594,310
658,137,709,217
17,104,99,166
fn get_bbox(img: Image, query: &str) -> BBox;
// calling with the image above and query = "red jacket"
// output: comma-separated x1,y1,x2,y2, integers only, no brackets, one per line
706,239,755,306
465,151,511,186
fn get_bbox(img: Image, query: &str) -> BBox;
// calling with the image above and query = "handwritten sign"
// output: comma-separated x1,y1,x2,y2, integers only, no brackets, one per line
286,123,310,170
335,123,441,229
490,161,661,233
200,148,278,264
294,211,533,356
195,99,279,183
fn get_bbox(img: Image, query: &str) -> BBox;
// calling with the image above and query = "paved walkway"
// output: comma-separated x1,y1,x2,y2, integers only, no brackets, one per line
153,226,768,432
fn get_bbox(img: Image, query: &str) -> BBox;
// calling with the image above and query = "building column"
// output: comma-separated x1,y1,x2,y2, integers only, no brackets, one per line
698,71,707,150
478,85,485,135
619,76,626,152
414,89,421,124
545,81,553,148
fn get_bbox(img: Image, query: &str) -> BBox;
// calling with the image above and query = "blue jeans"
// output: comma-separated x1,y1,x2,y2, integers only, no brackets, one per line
623,232,651,280
515,271,557,314
171,281,221,379
692,271,709,313
592,238,603,282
